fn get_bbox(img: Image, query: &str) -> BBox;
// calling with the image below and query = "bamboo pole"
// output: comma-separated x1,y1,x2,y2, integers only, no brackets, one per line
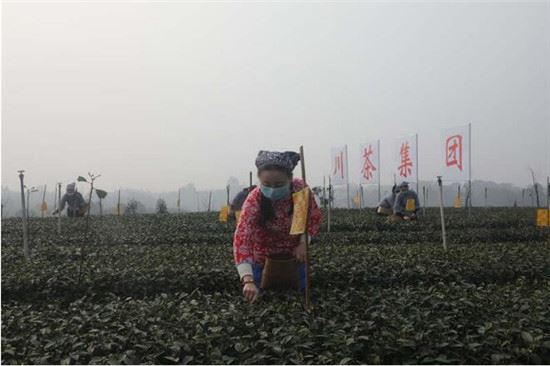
18,171,30,259
299,145,311,310
437,176,447,252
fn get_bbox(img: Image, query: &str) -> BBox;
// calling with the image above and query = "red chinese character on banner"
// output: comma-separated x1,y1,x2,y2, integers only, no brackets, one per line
398,142,413,177
445,135,463,171
333,151,344,179
361,145,377,181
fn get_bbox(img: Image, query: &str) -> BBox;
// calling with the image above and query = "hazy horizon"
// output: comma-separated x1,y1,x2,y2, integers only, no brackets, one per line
2,1,549,192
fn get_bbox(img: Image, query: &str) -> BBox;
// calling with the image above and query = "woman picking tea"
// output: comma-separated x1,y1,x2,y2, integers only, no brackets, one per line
233,150,322,303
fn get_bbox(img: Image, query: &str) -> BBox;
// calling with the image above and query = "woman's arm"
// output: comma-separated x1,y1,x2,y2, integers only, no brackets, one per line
233,188,262,303
233,188,260,279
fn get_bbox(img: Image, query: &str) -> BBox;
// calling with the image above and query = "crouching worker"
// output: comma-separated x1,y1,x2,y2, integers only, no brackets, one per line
233,150,322,303
52,182,87,217
392,181,421,221
230,185,256,220
376,184,399,216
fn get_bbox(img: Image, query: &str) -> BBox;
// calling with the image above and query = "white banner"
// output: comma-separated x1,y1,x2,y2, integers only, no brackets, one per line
394,135,418,183
330,145,348,185
359,140,380,185
441,124,471,181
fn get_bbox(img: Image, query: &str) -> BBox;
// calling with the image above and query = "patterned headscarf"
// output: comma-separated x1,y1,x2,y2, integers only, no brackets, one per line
255,150,300,173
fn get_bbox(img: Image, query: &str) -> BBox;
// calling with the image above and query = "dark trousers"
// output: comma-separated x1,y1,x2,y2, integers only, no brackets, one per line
67,208,84,217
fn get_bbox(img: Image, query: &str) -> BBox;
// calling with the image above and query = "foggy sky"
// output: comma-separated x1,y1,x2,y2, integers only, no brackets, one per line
2,1,549,192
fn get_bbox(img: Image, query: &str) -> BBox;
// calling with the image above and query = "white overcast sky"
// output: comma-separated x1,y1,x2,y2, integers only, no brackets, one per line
2,1,549,191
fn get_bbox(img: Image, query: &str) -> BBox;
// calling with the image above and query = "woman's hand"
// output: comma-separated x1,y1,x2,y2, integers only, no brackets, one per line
242,275,259,303
294,235,308,262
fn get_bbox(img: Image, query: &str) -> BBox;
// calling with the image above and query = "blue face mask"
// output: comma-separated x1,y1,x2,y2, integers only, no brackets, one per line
260,184,291,201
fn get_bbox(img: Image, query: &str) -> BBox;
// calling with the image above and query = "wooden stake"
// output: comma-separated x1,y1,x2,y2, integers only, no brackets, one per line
345,145,350,209
179,188,182,213
18,171,30,259
422,185,426,215
57,183,62,235
437,176,447,252
26,188,30,218
117,189,121,216
327,176,332,233
53,184,58,211
322,176,327,211
299,146,311,310
468,122,472,215
41,184,47,218
426,186,429,207
359,184,364,209
377,139,381,203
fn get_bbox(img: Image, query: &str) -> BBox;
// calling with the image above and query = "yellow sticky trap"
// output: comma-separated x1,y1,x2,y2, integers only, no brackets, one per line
41,202,48,212
454,197,462,208
352,195,361,207
290,188,309,235
536,209,549,227
219,206,229,222
405,198,416,212
235,210,242,223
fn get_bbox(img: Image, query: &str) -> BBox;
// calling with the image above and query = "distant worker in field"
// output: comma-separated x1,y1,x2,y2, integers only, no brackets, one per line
229,185,257,218
233,150,322,303
393,181,421,221
376,184,399,216
52,183,87,217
